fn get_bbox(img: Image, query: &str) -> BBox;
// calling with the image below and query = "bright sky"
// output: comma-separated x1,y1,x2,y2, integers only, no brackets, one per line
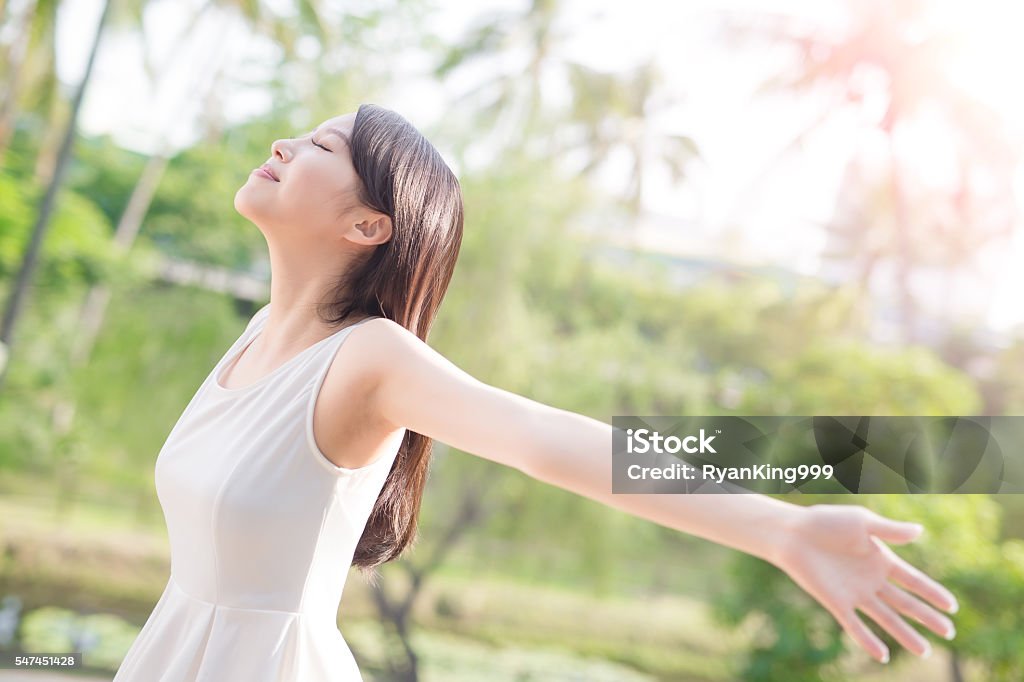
51,0,1024,335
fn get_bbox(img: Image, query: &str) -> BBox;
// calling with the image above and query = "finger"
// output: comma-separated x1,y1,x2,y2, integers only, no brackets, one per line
888,554,960,614
865,511,923,545
861,595,932,659
836,607,890,664
879,583,956,641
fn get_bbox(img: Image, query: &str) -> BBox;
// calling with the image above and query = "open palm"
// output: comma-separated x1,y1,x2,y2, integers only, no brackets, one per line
775,504,959,663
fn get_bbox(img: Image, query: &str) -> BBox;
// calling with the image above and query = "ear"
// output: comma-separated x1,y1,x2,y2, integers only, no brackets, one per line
348,213,392,246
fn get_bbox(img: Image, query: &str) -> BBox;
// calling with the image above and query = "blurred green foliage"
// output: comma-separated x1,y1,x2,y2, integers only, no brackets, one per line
1,2,1023,678
20,606,139,671
2,102,1021,679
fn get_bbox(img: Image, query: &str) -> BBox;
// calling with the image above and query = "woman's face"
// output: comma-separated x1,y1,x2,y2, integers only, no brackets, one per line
234,111,371,245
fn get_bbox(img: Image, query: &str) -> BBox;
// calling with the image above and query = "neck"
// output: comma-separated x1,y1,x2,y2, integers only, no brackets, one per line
260,242,359,352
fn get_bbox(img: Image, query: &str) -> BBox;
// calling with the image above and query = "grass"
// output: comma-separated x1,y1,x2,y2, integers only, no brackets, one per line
0,491,968,681
0,490,744,679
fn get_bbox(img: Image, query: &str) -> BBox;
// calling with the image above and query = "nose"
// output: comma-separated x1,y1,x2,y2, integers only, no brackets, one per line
270,138,290,162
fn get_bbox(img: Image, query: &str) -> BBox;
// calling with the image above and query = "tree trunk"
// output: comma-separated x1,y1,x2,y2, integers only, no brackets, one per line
370,463,492,682
0,0,113,392
949,648,965,682
69,150,171,366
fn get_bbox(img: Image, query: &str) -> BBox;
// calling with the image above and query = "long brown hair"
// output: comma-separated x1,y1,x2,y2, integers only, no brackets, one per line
315,103,464,575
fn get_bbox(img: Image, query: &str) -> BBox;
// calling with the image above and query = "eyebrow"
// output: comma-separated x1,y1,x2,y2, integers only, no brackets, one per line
305,126,350,147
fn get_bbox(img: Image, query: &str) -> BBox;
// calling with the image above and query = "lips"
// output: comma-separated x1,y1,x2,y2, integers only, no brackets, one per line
259,163,280,181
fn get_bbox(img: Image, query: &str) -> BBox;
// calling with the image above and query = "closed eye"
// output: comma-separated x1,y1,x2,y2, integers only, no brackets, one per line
311,138,331,152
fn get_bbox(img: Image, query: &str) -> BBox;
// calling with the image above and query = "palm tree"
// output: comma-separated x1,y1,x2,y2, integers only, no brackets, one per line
564,57,699,219
436,3,698,222
0,0,113,392
0,0,171,391
435,0,561,128
0,0,171,179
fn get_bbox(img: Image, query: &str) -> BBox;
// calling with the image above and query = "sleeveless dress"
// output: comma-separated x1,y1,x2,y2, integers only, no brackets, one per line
112,303,404,681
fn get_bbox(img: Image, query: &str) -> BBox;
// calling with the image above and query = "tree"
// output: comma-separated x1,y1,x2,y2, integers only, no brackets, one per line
0,0,113,392
435,3,699,222
565,58,699,218
432,0,570,148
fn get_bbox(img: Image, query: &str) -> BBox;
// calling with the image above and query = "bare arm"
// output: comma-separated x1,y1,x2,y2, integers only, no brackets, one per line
362,319,959,663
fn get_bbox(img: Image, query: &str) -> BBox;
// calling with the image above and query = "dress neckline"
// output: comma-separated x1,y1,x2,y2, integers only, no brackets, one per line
212,315,376,394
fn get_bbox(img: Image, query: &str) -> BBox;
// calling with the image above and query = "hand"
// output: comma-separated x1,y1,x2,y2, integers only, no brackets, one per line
774,503,959,664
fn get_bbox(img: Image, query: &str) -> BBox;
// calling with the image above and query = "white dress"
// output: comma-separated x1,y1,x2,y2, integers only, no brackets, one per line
113,304,404,681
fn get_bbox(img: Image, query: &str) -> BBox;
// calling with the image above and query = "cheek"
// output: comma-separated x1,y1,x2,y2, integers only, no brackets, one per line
280,172,343,226
289,163,335,200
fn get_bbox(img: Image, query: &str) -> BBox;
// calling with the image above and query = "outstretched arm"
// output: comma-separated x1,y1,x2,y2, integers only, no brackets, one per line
362,319,959,664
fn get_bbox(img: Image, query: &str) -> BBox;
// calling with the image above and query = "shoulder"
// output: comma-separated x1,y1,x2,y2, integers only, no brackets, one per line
357,316,417,340
335,316,451,412
342,317,424,381
325,316,424,388
346,316,414,349
316,316,424,435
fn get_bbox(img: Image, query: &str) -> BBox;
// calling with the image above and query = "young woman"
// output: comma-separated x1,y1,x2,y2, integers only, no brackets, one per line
113,104,959,681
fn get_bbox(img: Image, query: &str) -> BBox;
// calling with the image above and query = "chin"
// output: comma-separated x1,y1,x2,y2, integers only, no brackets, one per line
233,185,259,219
234,194,275,237
233,187,247,214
